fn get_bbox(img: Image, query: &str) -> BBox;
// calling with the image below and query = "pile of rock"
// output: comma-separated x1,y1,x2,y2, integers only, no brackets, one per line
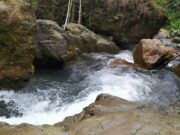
35,20,119,68
0,0,179,89
110,37,180,78
0,0,119,89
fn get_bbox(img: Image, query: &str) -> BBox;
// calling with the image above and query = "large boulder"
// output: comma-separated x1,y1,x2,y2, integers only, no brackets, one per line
83,0,168,45
133,39,177,69
0,0,36,89
63,23,119,53
35,20,67,68
36,0,167,45
35,20,119,68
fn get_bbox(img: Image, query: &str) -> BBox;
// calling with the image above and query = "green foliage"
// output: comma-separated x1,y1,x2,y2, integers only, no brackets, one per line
154,0,180,31
166,11,180,30
30,0,38,5
154,0,166,5
155,0,180,10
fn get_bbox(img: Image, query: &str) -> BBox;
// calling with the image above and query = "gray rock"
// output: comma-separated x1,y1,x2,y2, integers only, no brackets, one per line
35,20,67,68
34,20,119,69
63,23,119,54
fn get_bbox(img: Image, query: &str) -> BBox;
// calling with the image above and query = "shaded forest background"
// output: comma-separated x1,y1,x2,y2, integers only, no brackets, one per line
30,0,179,31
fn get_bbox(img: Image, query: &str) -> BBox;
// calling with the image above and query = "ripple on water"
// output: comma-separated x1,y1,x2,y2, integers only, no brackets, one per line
0,50,179,125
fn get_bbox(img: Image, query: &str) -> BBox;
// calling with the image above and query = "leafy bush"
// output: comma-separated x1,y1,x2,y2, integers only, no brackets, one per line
154,0,180,31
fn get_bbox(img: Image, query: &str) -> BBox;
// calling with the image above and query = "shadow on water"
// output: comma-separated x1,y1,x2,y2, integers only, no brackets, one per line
0,50,179,125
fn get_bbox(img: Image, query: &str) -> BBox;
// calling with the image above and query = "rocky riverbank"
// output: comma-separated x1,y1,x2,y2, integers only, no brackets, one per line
0,0,179,89
0,94,179,135
0,0,179,134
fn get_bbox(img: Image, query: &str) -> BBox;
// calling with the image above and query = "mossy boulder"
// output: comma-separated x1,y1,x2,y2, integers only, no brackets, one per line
35,19,67,69
63,23,119,54
0,0,36,89
36,0,167,46
83,0,168,45
35,20,119,69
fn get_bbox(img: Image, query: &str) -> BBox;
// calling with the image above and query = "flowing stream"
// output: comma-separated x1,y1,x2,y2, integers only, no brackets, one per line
0,50,179,125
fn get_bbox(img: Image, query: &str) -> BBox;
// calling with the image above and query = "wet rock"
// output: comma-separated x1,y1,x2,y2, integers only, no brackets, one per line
134,35,180,77
0,0,36,89
154,28,170,39
170,29,180,37
0,100,23,118
168,56,180,78
35,20,119,68
109,58,134,68
173,37,180,44
133,39,177,69
154,29,180,51
0,101,7,108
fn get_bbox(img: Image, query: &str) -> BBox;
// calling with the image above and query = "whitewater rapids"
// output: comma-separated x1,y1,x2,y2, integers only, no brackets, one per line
0,50,179,125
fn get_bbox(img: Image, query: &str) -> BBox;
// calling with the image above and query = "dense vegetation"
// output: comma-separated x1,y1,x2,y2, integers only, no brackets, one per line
154,0,180,31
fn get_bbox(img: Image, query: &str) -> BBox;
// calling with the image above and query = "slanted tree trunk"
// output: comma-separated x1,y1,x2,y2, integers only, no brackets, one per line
158,51,180,69
78,0,82,24
64,0,82,29
64,0,72,30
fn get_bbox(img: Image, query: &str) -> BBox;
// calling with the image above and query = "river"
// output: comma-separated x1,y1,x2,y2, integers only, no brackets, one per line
0,50,179,125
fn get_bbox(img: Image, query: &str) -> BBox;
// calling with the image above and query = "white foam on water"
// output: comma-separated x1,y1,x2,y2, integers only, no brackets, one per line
0,70,150,125
0,50,179,125
0,89,102,125
114,50,134,63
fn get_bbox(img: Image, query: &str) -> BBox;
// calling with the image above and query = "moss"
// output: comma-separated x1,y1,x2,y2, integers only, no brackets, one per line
0,0,36,89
